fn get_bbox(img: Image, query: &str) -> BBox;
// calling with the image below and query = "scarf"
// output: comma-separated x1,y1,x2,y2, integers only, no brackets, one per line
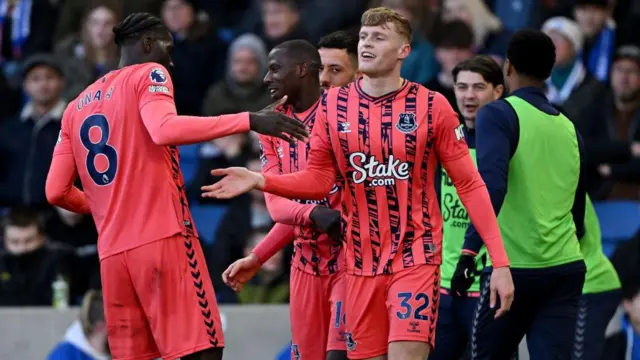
584,19,616,83
0,0,32,61
546,60,586,105
622,315,640,360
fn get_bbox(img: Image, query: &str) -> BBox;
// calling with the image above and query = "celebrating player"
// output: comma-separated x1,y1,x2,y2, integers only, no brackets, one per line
318,30,360,89
430,55,504,360
222,40,347,360
202,7,514,360
45,13,308,360
451,30,587,360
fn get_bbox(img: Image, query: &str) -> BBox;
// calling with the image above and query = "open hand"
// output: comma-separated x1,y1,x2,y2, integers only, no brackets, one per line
249,96,309,143
201,167,263,199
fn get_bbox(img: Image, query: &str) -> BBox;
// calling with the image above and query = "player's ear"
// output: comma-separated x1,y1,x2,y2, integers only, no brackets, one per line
142,36,154,54
298,63,308,78
494,84,505,99
503,59,513,77
398,41,411,61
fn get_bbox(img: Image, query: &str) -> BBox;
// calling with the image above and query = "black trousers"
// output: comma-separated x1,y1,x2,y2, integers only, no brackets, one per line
470,266,586,360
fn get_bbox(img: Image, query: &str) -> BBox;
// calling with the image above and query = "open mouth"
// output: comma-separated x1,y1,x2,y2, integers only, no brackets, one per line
269,88,278,95
361,51,376,60
464,104,478,112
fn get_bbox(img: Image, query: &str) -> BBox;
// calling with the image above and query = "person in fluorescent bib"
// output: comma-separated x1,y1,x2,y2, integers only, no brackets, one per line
430,55,504,360
451,29,588,360
572,195,622,360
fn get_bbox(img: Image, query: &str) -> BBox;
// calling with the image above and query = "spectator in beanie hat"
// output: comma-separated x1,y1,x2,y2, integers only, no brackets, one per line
542,16,606,124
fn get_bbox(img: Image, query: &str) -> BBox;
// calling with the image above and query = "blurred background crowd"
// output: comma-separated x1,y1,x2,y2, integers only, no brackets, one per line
0,0,640,357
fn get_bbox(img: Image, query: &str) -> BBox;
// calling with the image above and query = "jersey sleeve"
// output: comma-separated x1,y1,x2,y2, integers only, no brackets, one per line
258,135,315,225
135,63,250,146
262,96,337,200
432,93,509,268
46,105,91,214
252,223,296,263
463,101,515,256
432,92,469,162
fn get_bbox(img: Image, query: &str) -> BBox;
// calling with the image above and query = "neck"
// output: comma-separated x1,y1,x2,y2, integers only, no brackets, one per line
175,30,188,39
291,84,321,113
118,51,140,69
554,59,577,73
361,69,403,97
465,118,475,129
508,77,544,94
33,101,58,117
93,48,109,64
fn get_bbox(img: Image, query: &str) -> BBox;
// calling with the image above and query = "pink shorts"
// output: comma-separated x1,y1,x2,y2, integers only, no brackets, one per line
290,267,347,358
344,264,441,359
101,235,224,360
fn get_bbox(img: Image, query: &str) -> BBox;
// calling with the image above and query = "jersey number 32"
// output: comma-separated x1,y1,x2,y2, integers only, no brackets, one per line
80,114,118,186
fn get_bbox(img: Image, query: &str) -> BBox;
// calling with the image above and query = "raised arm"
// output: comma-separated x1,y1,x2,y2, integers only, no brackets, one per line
137,64,307,146
46,108,91,214
202,96,337,201
137,64,250,146
433,94,509,268
258,135,316,225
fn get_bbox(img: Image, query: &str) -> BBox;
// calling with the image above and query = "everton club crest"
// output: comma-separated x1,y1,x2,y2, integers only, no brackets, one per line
396,112,417,133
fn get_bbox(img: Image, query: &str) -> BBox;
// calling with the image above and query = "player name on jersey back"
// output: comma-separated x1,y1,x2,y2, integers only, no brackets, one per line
57,63,194,259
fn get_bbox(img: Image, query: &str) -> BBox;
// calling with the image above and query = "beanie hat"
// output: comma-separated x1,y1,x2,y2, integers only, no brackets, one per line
542,17,584,54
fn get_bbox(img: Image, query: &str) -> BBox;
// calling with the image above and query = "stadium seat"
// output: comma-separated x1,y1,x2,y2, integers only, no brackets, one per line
593,200,640,257
178,144,201,186
190,204,228,245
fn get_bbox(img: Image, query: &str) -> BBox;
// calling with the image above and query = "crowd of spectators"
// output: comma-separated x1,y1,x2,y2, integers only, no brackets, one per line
0,0,639,353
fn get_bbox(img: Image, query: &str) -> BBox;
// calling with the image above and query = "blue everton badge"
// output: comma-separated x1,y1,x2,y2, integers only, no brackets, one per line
150,67,167,84
396,112,417,133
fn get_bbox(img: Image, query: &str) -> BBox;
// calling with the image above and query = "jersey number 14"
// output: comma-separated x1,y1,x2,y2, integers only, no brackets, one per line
80,114,118,186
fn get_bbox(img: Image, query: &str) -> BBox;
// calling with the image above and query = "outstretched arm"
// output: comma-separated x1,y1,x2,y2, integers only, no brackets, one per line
433,94,509,268
46,109,91,214
137,64,250,146
201,95,337,200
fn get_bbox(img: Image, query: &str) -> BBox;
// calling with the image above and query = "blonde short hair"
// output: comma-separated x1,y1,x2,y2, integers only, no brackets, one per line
361,7,412,43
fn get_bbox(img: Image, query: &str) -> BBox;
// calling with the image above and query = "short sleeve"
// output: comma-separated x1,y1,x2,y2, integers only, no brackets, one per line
432,92,469,162
135,63,175,111
52,104,75,157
